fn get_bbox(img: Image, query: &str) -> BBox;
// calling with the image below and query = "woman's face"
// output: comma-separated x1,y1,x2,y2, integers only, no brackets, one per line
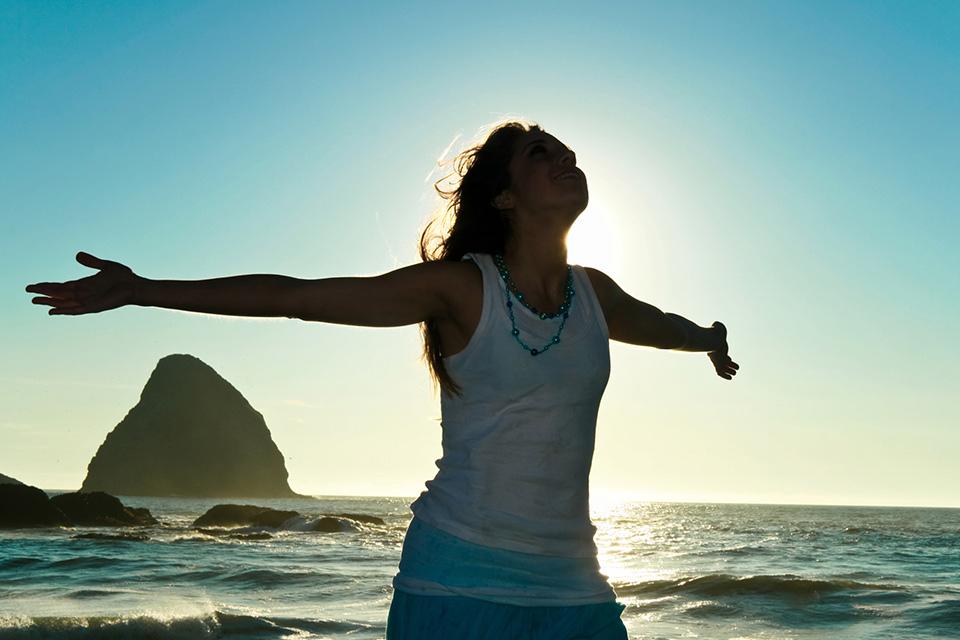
500,130,588,226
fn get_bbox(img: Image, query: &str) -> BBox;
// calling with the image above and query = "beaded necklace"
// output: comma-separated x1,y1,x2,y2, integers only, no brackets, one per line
492,253,575,356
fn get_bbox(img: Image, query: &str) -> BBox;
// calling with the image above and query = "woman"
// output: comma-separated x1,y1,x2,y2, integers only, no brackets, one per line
25,119,739,639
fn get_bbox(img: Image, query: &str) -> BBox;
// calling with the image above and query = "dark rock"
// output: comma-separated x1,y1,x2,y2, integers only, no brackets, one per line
50,491,158,527
192,504,300,528
81,354,308,498
310,516,345,532
277,513,361,533
327,512,385,525
0,484,71,528
0,473,25,486
128,507,156,522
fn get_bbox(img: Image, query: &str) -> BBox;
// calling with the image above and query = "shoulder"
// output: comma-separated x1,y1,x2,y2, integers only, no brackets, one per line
419,256,482,282
582,266,625,313
402,257,480,278
415,258,482,310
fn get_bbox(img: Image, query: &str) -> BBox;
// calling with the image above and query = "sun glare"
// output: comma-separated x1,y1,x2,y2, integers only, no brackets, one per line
566,197,622,273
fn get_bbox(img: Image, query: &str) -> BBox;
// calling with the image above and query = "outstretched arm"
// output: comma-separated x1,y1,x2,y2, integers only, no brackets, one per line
27,251,466,327
133,262,462,326
584,267,739,379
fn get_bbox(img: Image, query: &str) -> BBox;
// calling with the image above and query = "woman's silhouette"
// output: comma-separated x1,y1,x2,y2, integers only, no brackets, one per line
26,119,738,639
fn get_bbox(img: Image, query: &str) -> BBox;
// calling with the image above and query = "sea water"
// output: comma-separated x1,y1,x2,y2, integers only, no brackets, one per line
1,494,958,639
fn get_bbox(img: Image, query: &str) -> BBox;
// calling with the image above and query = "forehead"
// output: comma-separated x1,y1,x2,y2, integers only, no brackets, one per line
514,130,570,155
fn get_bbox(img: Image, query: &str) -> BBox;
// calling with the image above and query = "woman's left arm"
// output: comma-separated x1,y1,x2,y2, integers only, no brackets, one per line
584,267,739,380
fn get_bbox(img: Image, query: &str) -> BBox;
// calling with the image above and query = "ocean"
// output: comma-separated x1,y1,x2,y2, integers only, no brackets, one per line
1,493,958,639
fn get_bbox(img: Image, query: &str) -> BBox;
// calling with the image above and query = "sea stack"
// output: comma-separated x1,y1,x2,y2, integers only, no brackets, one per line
0,473,25,486
80,354,307,498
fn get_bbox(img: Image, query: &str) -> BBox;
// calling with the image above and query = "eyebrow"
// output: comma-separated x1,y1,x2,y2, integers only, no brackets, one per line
523,139,574,155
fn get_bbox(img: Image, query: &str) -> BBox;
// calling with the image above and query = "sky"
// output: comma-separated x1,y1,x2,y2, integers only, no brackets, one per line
2,1,957,508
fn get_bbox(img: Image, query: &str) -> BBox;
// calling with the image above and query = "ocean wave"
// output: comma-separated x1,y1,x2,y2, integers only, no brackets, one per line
169,533,273,544
48,556,128,569
64,589,123,599
0,557,44,570
219,568,346,587
910,598,960,628
154,568,224,582
688,544,773,557
679,599,741,618
615,573,910,599
0,610,375,639
71,532,150,542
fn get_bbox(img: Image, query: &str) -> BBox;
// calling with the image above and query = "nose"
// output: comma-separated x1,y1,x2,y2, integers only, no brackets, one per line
559,148,575,166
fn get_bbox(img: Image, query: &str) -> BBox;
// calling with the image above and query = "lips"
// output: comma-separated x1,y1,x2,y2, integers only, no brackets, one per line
554,168,583,181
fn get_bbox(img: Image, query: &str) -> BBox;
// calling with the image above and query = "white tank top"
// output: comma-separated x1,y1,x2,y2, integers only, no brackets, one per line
409,252,611,558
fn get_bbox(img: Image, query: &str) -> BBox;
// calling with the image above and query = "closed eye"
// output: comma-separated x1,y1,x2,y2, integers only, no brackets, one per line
529,143,575,163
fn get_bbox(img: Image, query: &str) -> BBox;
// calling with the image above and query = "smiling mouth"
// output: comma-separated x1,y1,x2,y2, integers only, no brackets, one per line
554,170,583,181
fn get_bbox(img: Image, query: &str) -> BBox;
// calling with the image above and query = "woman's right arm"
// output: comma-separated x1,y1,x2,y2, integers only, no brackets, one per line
136,262,463,325
28,251,464,327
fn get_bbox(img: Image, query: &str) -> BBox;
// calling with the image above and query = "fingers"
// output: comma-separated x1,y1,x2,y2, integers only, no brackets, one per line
49,305,88,315
26,282,75,299
717,364,736,379
32,296,86,316
76,251,106,269
712,355,740,380
26,280,86,300
717,364,738,379
31,296,82,309
36,295,95,314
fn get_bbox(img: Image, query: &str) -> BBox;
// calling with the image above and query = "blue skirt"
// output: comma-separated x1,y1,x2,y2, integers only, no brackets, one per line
386,589,629,640
388,516,628,639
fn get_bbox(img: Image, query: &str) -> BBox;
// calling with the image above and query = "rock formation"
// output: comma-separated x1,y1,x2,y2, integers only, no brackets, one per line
0,472,24,485
0,485,157,529
192,504,300,528
0,484,71,528
50,491,158,526
81,353,307,498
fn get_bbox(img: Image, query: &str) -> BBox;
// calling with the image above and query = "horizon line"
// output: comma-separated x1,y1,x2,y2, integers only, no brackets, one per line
36,488,960,511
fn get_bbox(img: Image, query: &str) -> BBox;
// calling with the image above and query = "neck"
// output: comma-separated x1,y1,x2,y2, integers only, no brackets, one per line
502,233,569,301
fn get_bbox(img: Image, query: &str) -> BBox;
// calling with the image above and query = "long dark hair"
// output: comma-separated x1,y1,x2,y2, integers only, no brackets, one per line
418,119,543,396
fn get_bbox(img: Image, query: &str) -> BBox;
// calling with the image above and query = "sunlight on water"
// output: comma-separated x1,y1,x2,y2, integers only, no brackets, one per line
3,497,958,639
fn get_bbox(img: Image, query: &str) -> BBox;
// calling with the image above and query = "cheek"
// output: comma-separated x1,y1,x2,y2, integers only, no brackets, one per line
525,168,558,193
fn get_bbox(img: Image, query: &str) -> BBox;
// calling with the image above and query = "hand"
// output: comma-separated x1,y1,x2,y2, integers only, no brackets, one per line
707,321,739,380
26,251,141,316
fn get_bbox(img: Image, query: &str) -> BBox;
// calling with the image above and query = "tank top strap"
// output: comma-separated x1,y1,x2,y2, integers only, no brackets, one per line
440,253,500,366
570,265,609,340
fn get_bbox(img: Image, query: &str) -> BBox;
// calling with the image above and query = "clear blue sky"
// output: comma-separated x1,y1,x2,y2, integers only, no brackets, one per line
2,1,957,507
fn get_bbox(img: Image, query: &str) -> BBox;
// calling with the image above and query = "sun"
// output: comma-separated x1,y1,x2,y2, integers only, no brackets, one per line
565,197,622,273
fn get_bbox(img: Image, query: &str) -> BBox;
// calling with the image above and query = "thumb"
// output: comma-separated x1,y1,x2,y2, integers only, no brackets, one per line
76,251,107,270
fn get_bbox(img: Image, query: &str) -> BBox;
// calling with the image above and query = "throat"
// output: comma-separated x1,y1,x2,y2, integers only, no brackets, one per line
494,253,574,319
